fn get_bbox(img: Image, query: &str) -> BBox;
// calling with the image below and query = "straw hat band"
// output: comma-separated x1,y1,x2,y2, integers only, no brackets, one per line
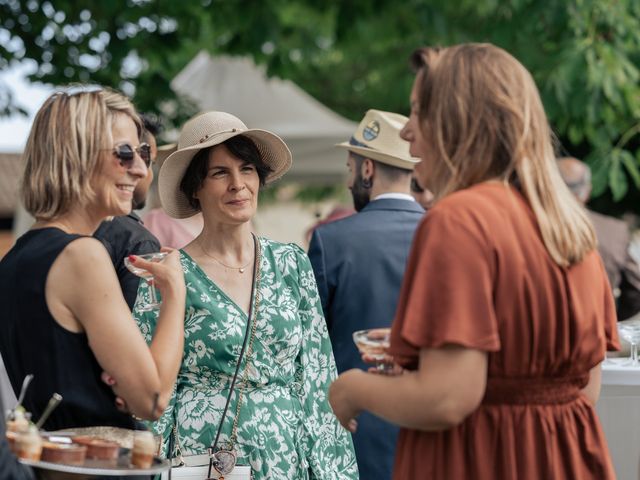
349,136,375,149
195,128,241,146
347,136,396,158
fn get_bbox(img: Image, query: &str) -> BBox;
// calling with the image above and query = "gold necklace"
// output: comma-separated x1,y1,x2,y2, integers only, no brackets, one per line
199,240,253,274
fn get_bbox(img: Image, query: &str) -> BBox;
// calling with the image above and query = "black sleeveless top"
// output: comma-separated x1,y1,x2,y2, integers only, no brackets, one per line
0,228,137,431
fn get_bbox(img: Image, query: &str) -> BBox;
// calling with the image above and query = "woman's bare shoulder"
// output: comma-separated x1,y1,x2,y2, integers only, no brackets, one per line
55,236,114,275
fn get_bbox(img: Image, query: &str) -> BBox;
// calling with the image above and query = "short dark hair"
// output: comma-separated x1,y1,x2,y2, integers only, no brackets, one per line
140,113,162,136
179,135,273,212
349,151,411,183
375,161,412,182
349,151,366,168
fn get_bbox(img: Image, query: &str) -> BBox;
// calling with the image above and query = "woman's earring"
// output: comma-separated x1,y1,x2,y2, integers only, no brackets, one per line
362,177,372,189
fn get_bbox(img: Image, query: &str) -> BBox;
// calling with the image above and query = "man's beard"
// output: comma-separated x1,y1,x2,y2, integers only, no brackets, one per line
350,173,371,212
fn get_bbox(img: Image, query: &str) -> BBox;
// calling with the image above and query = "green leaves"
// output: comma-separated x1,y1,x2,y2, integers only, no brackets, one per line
622,150,640,188
1,0,639,208
609,149,628,201
593,147,640,202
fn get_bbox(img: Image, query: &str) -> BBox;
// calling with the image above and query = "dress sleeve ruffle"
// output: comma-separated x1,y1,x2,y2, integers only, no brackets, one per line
389,207,501,366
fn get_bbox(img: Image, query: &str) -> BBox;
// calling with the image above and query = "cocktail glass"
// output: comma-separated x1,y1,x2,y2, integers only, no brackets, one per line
353,328,391,371
124,252,168,311
618,323,640,366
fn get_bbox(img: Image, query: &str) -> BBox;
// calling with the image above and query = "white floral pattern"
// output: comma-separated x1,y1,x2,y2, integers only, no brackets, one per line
134,238,358,479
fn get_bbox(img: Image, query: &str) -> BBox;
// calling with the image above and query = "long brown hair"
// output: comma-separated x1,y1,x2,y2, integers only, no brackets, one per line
411,43,595,266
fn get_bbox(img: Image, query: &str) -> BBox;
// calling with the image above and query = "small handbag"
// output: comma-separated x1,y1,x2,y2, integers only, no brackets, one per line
164,235,260,480
163,456,251,480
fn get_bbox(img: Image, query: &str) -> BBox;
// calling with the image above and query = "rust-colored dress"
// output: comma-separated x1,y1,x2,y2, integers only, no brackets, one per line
389,183,619,479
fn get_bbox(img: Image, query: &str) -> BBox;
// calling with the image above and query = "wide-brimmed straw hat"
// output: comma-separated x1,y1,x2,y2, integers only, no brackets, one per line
159,111,292,218
336,109,420,170
155,142,177,168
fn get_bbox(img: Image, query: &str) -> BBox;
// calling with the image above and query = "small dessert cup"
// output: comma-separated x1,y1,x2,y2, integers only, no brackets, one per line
130,430,156,469
41,441,88,466
15,425,43,461
72,436,120,465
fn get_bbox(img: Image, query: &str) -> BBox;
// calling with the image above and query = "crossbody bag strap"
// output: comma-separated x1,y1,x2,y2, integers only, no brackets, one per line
169,234,260,477
207,233,259,477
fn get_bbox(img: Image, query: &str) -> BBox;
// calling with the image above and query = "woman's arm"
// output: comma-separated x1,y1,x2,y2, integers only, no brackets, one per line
580,363,602,405
133,288,181,456
46,238,185,419
330,345,488,431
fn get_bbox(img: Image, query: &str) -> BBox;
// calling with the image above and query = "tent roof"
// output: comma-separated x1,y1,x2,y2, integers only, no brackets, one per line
171,51,357,182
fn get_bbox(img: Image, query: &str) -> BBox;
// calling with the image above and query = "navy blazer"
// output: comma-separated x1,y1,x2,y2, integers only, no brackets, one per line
308,198,424,480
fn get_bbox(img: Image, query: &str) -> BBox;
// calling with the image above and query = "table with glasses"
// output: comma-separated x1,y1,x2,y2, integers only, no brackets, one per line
598,358,640,480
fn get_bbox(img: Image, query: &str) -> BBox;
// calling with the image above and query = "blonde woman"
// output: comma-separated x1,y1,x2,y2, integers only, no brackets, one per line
329,44,619,479
0,88,186,431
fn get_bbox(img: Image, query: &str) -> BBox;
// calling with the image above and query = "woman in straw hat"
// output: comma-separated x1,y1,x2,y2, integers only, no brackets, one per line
0,87,186,432
134,111,358,479
329,44,618,479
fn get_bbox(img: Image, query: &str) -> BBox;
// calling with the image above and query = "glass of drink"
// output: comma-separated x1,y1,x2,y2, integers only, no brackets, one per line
618,323,640,366
353,328,391,371
124,252,168,311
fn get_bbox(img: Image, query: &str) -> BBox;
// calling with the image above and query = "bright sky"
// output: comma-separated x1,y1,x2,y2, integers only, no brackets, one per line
0,63,52,152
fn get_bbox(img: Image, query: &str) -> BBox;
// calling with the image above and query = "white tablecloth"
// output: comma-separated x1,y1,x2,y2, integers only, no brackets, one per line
602,358,640,386
598,359,640,480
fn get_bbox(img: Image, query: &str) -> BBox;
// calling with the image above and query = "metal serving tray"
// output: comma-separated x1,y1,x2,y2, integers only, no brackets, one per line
19,447,170,476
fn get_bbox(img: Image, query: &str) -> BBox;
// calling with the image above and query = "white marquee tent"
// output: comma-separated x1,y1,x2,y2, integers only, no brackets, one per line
170,51,357,183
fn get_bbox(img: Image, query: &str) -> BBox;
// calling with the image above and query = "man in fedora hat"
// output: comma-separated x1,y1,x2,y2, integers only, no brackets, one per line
94,114,161,309
308,109,424,480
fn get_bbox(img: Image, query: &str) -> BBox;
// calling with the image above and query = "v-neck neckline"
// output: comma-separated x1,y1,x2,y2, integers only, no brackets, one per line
180,237,260,318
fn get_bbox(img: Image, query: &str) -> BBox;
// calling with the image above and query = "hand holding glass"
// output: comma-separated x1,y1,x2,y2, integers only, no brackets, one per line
124,252,168,311
353,328,392,371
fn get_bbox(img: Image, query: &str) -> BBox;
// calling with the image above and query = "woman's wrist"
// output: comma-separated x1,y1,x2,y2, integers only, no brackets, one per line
157,282,186,302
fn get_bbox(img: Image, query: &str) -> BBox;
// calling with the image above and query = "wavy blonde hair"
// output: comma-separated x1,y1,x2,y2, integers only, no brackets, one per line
21,87,142,220
411,43,595,266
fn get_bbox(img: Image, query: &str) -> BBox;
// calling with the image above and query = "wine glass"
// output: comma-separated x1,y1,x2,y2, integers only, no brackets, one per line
353,328,391,371
617,323,640,366
124,252,168,311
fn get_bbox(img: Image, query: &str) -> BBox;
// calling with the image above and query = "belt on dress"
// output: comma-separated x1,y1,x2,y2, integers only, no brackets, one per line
482,375,589,405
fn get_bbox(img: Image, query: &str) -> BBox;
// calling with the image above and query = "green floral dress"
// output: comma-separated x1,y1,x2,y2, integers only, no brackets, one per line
134,237,358,479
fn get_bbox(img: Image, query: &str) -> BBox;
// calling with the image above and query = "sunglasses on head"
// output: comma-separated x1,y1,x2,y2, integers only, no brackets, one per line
113,143,152,168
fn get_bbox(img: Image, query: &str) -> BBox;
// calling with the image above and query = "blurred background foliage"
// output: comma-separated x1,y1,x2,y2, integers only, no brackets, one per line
1,0,639,213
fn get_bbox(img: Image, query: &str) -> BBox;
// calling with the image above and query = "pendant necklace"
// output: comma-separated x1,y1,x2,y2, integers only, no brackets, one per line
199,241,253,274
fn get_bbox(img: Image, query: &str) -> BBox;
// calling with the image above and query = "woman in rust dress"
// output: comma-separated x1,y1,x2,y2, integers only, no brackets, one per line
329,43,619,479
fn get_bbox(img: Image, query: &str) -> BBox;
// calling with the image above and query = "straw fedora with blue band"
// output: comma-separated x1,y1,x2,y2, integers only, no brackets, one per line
336,109,420,170
159,111,292,219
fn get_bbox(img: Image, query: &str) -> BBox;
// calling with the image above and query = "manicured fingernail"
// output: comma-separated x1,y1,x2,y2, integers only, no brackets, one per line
128,255,136,262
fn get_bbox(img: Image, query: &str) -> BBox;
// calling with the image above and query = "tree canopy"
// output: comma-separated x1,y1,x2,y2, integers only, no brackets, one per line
1,0,639,212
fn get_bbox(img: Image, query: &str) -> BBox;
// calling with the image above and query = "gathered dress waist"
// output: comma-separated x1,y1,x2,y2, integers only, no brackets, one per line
482,375,589,405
